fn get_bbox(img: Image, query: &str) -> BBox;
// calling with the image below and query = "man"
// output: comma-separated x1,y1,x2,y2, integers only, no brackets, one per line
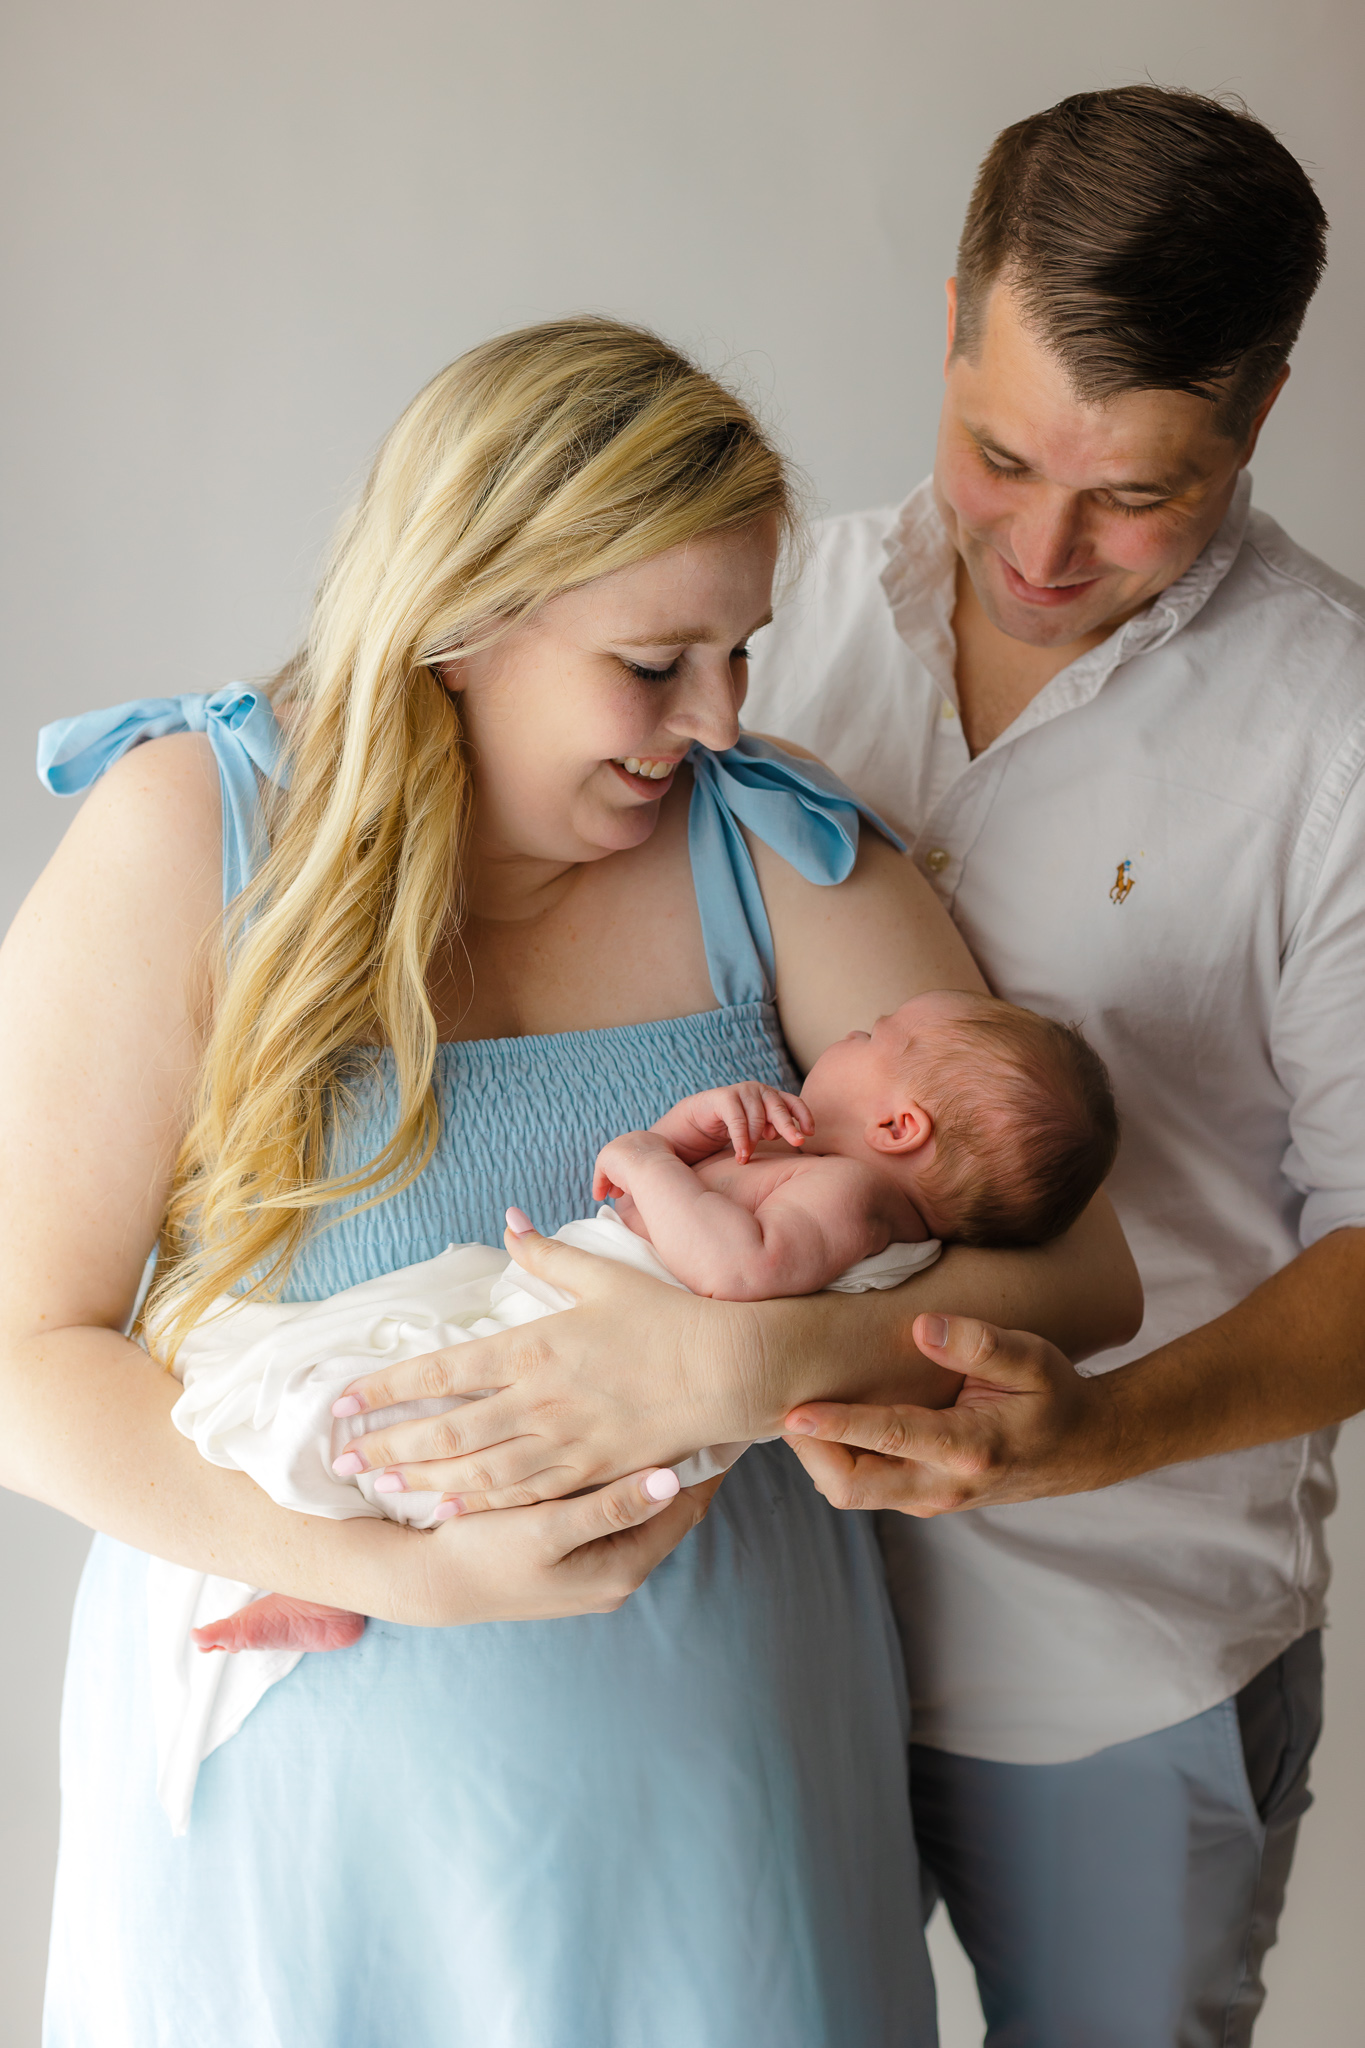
747,87,1365,2047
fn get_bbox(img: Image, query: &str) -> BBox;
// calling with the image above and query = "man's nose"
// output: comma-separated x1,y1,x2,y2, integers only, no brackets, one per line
667,659,743,754
1010,492,1090,587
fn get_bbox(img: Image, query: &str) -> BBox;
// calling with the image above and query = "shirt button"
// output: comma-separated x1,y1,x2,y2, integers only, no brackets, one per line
924,848,951,874
939,701,956,720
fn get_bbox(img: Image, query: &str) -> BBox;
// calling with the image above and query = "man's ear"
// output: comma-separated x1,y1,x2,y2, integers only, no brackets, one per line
865,1101,934,1157
943,278,958,378
1241,365,1291,467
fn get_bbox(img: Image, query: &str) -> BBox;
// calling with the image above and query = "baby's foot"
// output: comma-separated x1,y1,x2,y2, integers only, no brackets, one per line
193,1594,367,1655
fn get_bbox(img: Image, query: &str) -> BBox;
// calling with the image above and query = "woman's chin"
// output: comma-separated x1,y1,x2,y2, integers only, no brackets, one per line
575,800,665,857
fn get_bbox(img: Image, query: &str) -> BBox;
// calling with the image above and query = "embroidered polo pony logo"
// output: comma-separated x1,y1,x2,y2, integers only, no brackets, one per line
1109,860,1136,905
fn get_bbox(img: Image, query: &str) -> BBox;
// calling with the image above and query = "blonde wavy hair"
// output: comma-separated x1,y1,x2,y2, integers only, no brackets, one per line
149,317,794,1357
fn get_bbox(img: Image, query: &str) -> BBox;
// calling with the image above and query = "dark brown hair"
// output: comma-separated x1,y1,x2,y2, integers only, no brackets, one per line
912,998,1120,1248
955,86,1328,440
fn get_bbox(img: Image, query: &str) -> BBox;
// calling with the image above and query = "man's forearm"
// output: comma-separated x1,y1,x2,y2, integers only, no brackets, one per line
1104,1226,1365,1481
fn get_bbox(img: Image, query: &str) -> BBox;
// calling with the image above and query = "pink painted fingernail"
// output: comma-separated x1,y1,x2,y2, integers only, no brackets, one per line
642,1469,681,1501
331,1394,363,1417
505,1206,534,1236
373,1470,407,1493
432,1498,463,1520
332,1451,365,1475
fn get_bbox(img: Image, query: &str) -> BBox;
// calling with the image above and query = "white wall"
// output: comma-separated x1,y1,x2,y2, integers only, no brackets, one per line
3,1,1363,2040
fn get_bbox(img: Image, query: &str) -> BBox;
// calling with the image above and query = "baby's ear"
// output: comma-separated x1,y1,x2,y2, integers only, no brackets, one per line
866,1101,933,1156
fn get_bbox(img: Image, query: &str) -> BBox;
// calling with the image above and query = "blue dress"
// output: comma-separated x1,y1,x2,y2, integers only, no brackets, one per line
39,690,935,2048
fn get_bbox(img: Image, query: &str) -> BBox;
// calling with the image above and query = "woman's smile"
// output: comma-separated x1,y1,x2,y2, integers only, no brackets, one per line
608,754,684,796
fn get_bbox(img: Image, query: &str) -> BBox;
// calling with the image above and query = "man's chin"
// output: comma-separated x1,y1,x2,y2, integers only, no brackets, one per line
991,596,1114,649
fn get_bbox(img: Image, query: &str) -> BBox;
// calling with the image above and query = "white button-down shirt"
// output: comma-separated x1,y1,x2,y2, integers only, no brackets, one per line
745,475,1365,1762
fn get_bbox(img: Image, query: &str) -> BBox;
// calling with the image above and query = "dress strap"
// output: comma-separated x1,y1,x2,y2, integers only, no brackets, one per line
37,685,290,909
687,735,905,1008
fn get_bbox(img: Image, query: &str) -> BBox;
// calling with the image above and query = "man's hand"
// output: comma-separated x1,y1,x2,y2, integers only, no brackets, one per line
650,1082,812,1165
782,1311,1124,1515
782,1231,1365,1515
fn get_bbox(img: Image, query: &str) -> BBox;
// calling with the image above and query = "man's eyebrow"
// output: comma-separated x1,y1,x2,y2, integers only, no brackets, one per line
612,612,774,648
969,427,1187,497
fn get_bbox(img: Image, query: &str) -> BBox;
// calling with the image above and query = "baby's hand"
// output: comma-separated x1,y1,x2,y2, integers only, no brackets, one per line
651,1082,813,1166
592,1130,677,1202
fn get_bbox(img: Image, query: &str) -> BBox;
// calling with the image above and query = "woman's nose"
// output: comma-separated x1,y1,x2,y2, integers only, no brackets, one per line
666,659,743,753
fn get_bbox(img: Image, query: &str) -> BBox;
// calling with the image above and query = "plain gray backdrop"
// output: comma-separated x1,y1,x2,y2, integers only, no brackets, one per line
3,2,1363,2041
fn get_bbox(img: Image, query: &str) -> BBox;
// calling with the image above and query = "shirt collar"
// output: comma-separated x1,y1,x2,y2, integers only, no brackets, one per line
879,471,1255,744
879,481,961,701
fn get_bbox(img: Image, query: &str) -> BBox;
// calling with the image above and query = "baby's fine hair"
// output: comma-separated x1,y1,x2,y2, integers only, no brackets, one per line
911,995,1119,1247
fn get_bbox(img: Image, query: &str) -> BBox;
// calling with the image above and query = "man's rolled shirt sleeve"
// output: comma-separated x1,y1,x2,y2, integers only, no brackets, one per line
1276,719,1365,1246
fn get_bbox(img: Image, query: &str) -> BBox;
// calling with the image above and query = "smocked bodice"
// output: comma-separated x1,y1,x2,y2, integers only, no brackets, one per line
287,1005,797,1297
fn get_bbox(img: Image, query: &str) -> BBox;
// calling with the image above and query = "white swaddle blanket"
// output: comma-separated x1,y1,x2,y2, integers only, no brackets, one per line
147,1206,941,1832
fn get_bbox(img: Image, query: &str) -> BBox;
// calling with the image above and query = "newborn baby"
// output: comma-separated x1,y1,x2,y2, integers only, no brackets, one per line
596,987,1119,1292
167,989,1115,1664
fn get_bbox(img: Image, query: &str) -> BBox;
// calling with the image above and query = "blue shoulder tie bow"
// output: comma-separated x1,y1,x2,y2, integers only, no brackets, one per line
36,686,289,906
688,734,904,1007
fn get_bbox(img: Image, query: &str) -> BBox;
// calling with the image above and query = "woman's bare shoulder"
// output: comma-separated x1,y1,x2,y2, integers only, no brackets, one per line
86,728,221,817
742,776,987,1071
66,731,222,903
9,731,226,1009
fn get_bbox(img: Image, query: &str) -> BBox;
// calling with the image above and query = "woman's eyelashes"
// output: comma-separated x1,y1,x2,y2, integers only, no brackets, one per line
620,645,751,683
623,656,682,682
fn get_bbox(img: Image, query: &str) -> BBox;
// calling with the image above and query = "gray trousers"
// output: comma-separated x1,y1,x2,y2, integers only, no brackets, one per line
911,1631,1323,2047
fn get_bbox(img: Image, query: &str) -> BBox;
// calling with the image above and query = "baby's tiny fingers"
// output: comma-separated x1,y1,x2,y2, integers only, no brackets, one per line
725,1105,754,1162
775,1088,813,1131
762,1092,807,1145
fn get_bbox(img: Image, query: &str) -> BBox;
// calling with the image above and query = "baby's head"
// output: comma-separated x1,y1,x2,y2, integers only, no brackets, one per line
801,990,1119,1247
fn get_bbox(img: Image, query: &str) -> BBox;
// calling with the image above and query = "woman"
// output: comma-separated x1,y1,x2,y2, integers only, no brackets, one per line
2,319,1138,2046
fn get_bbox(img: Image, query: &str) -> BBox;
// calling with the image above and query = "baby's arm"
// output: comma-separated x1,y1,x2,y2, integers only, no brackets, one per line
648,1082,812,1165
593,1138,899,1300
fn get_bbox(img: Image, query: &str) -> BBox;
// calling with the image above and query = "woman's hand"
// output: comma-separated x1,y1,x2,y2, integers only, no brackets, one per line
400,1467,721,1625
781,1312,1124,1514
333,1223,767,1511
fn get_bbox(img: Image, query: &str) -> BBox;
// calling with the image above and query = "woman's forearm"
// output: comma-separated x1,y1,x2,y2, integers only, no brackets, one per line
1,1325,422,1619
744,1193,1142,1424
318,1196,1142,1506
